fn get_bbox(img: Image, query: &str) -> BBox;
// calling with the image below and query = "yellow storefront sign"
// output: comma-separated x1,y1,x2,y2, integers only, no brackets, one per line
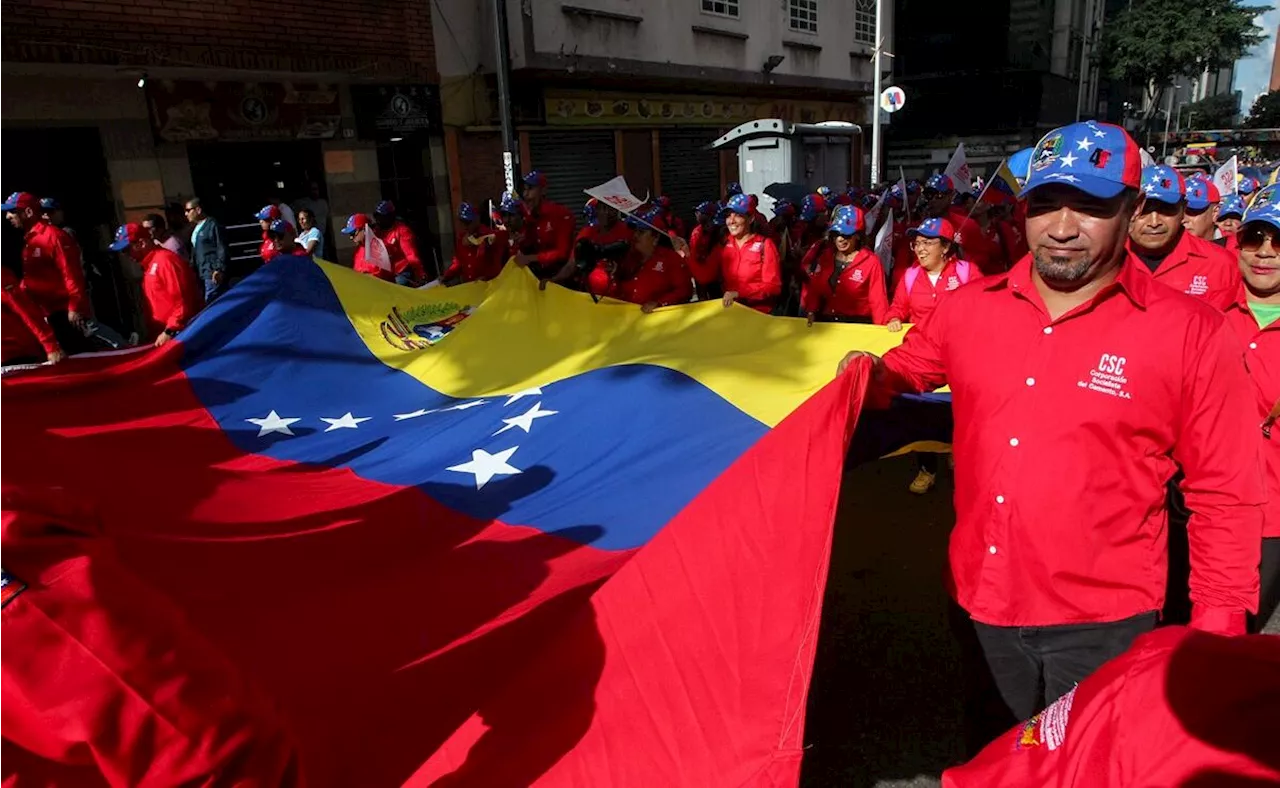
544,89,863,127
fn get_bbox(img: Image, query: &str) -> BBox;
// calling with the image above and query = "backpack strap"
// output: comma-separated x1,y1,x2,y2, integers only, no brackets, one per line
904,265,921,295
956,259,971,284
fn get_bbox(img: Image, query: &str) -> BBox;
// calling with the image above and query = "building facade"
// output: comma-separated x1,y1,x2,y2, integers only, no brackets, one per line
2,0,447,288
433,0,891,227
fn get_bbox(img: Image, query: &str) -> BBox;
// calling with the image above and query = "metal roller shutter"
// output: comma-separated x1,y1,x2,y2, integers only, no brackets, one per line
527,131,616,215
659,128,721,229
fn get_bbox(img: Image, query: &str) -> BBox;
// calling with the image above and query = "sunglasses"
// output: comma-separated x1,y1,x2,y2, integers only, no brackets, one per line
1239,224,1279,253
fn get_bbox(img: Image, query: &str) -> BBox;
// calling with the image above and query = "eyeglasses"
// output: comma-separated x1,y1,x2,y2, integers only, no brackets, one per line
1239,225,1279,253
911,236,942,246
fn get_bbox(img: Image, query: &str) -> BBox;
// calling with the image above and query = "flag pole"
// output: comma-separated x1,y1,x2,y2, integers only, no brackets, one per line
870,0,884,188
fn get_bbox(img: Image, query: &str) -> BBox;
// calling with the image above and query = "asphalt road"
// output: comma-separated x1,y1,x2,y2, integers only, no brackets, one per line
799,456,1278,788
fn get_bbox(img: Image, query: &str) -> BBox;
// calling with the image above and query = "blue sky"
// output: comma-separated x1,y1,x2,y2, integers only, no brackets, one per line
1234,6,1279,116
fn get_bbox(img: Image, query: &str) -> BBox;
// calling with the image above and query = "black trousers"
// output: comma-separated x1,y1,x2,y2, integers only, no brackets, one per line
969,610,1156,725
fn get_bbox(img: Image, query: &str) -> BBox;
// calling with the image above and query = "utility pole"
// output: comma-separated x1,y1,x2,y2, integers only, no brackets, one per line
492,0,518,194
1161,85,1178,162
870,0,884,187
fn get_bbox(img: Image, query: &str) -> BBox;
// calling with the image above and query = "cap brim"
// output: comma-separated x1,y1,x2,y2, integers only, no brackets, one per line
1023,173,1129,199
0,202,17,211
907,228,943,239
108,239,130,251
1243,211,1280,232
1185,198,1213,211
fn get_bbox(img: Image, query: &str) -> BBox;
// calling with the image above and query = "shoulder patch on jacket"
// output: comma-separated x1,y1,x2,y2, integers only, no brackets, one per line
2,568,27,608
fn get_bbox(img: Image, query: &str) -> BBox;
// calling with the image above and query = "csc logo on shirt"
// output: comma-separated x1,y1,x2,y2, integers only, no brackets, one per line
1097,354,1126,376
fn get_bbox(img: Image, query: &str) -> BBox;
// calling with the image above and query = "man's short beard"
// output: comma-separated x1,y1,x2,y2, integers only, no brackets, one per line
1033,251,1094,283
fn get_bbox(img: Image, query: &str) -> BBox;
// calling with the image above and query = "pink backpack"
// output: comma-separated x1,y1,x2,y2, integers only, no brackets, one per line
904,259,971,295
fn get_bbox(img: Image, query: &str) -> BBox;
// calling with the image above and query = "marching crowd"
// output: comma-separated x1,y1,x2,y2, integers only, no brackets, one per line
3,117,1280,784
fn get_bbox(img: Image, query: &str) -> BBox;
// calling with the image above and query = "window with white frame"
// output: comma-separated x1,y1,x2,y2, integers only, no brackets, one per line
854,0,877,45
788,0,818,33
701,0,739,17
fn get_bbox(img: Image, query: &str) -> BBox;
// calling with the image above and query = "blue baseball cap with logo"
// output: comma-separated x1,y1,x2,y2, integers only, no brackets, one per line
907,217,956,240
827,205,865,236
1140,165,1185,205
1218,194,1247,220
374,200,396,216
108,222,148,251
458,202,477,222
255,204,281,222
498,192,524,215
1023,121,1142,199
1184,174,1220,211
1242,200,1280,233
725,194,753,215
522,171,547,188
695,200,717,218
341,213,369,236
268,218,292,236
924,173,955,194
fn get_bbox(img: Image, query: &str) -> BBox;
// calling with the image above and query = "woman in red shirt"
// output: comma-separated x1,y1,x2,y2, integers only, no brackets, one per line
614,209,693,312
688,194,782,313
886,216,980,494
801,205,888,325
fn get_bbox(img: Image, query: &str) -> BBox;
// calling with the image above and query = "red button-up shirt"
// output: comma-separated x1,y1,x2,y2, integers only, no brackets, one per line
21,221,89,316
1131,230,1241,310
1223,289,1280,538
801,246,889,322
692,233,782,313
526,200,576,277
885,258,978,325
375,221,426,282
877,255,1265,632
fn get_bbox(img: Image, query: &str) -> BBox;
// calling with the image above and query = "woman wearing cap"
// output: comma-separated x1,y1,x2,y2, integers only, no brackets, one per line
615,208,693,312
689,194,782,312
800,206,888,325
1222,198,1280,629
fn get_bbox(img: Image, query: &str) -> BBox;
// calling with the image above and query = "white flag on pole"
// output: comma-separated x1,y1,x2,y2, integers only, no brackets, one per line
873,209,895,279
944,143,972,190
1213,155,1239,196
365,227,393,273
864,192,887,236
584,176,648,215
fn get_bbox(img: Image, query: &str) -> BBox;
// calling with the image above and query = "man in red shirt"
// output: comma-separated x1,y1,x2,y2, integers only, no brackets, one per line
109,223,203,347
372,201,426,286
838,121,1264,731
515,171,575,281
3,191,91,353
1128,165,1240,310
689,194,782,313
442,202,503,285
943,627,1280,788
1223,197,1280,629
2,267,64,365
544,199,633,294
1181,173,1221,240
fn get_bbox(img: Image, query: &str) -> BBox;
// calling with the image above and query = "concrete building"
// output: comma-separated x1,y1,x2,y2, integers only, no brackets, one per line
1,0,448,317
432,0,892,226
886,0,1105,182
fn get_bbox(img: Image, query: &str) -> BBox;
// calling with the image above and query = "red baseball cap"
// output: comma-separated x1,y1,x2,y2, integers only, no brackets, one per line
108,222,150,251
2,192,39,212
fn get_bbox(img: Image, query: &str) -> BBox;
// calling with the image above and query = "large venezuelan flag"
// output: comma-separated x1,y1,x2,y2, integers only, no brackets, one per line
2,258,905,786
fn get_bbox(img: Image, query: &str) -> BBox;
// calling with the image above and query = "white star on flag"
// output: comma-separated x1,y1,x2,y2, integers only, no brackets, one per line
1045,173,1080,183
447,446,522,489
1059,152,1078,168
393,408,434,421
504,387,542,406
1076,138,1095,151
320,412,371,432
494,401,558,435
246,410,301,437
444,400,487,411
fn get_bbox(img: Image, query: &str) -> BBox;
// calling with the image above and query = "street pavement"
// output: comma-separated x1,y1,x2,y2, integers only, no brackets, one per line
800,455,1277,788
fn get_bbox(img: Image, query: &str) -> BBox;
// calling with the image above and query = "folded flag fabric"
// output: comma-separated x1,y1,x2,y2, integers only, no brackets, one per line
2,259,899,786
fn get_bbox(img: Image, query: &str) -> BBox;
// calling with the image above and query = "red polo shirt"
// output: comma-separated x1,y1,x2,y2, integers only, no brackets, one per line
616,246,692,307
21,221,90,316
801,246,889,322
1131,230,1241,310
526,200,575,277
876,255,1265,632
1223,289,1280,539
692,233,782,313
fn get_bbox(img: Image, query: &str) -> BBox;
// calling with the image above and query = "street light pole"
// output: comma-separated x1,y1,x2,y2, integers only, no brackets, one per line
491,0,518,195
870,0,883,187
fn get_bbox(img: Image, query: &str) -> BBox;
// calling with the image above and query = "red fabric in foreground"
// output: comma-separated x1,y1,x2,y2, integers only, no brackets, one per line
2,348,867,787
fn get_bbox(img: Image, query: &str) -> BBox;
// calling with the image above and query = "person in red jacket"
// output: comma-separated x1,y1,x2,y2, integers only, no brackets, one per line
545,198,634,294
254,204,289,264
515,171,575,280
801,205,889,325
1,266,64,365
839,121,1263,742
1,487,302,786
1128,165,1240,310
688,194,782,313
109,223,203,347
942,627,1280,788
372,201,426,286
3,191,91,353
1223,198,1280,629
614,208,693,312
343,213,390,281
1182,173,1221,240
920,174,1003,275
442,202,501,285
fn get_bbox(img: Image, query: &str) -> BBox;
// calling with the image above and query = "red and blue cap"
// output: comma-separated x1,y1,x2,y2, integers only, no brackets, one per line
725,193,753,215
255,204,282,222
1239,176,1259,195
907,217,956,240
827,205,865,236
1140,165,1185,205
1008,146,1034,184
341,213,370,236
1242,196,1280,232
924,173,955,194
582,198,599,227
458,202,478,222
522,171,547,188
626,205,667,232
2,192,39,211
108,222,149,251
498,191,524,215
1023,121,1141,199
374,200,396,216
1184,174,1220,210
726,181,743,197
267,219,293,236
1218,194,1247,220
695,200,718,217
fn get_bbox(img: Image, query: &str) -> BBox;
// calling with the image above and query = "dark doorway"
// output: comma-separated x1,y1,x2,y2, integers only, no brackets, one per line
375,137,442,278
1,126,133,334
187,140,326,279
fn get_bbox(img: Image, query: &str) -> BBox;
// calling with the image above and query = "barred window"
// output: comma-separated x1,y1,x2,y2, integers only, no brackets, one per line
854,0,877,45
701,0,739,17
788,0,818,33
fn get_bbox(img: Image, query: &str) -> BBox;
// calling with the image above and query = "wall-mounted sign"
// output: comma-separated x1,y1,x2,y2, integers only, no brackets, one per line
351,85,441,138
544,89,863,127
147,81,341,142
